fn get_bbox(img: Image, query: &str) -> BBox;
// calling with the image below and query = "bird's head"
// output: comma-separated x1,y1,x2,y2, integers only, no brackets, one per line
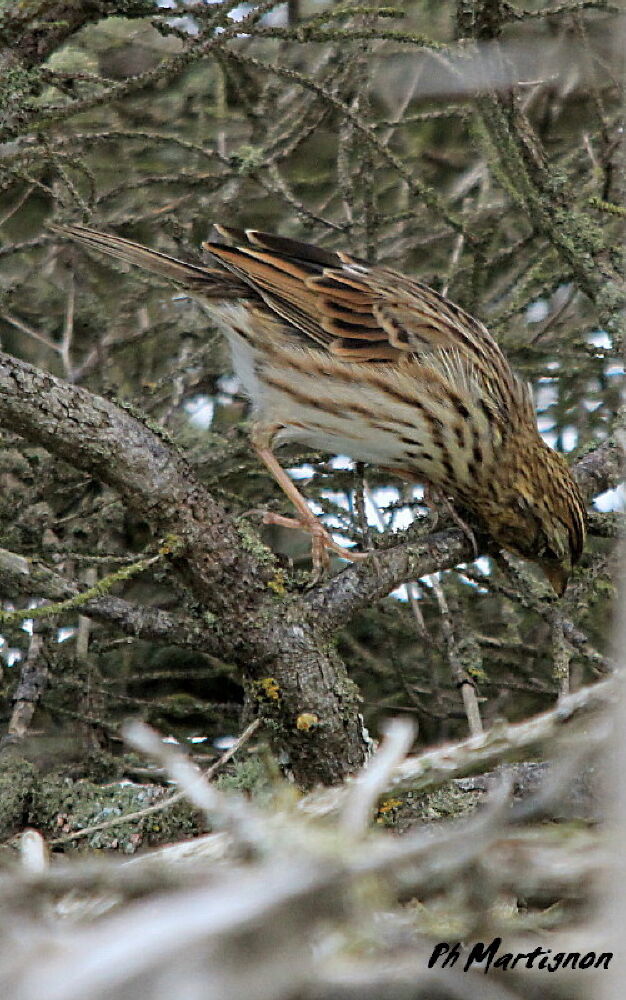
487,441,587,596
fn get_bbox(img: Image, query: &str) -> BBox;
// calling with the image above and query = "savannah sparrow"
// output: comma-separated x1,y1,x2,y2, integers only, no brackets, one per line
54,224,586,594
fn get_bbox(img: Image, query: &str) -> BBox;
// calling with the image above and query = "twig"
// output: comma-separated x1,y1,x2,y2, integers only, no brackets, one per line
339,718,416,834
7,621,52,740
49,719,261,847
301,677,614,818
123,719,267,857
428,573,483,735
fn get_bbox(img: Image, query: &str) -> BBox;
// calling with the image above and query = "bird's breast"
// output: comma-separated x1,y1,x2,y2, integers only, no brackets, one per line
219,316,500,492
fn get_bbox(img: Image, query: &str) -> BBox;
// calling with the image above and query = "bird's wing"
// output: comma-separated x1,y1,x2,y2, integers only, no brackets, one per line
206,228,523,419
55,224,528,422
55,224,502,373
207,228,508,372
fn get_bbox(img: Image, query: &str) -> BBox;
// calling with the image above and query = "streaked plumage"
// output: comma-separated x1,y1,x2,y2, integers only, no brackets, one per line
53,223,587,593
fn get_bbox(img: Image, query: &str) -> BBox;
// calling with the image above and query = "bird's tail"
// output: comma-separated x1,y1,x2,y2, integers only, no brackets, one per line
50,224,241,296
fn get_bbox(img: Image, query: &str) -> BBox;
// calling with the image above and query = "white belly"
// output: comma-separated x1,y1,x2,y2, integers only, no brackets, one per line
207,302,466,487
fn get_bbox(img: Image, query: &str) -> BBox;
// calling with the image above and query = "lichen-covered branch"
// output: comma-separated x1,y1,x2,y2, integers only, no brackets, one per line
0,348,370,786
0,546,223,650
0,349,273,612
0,342,619,780
301,675,614,818
0,1,156,68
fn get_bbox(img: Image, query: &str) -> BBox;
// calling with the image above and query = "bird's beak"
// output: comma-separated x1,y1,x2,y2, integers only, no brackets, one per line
544,565,569,597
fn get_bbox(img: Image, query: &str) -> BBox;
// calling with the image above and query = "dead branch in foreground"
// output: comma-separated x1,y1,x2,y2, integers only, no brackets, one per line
0,678,620,1000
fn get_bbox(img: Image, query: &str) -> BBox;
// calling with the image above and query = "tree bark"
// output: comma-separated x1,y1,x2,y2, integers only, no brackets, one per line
0,349,373,786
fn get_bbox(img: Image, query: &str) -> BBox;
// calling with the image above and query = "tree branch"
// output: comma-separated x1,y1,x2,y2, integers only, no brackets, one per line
573,437,623,501
0,349,272,615
0,2,155,69
307,525,477,631
0,344,619,783
0,546,223,651
0,349,371,786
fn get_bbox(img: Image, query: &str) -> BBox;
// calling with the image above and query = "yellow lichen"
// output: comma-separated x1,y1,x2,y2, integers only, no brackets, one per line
375,797,403,823
296,712,319,731
254,677,281,702
267,569,286,595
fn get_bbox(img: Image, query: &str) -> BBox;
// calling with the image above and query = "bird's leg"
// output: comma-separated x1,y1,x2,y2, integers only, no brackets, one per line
424,483,478,557
254,446,369,573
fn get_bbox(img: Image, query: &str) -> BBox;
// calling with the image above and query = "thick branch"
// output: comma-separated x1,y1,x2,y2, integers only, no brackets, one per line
573,437,623,501
307,526,476,631
0,349,271,616
301,676,613,818
0,350,371,786
0,346,618,784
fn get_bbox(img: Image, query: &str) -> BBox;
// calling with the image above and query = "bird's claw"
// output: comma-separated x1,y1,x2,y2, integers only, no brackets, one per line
262,510,368,577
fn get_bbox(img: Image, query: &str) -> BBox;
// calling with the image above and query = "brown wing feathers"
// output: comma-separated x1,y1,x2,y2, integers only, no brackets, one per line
205,228,507,368
205,229,400,360
54,223,503,370
215,225,343,268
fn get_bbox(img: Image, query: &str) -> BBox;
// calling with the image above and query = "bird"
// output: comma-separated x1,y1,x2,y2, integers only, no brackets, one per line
51,222,587,594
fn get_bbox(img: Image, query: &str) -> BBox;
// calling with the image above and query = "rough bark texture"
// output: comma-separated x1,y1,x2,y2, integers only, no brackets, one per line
0,0,154,67
0,0,620,795
0,349,375,786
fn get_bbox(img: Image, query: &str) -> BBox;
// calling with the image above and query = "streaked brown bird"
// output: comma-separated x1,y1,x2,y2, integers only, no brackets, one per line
53,223,586,594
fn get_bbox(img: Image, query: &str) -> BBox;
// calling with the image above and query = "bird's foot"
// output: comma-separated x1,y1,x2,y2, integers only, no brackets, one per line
262,510,369,577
